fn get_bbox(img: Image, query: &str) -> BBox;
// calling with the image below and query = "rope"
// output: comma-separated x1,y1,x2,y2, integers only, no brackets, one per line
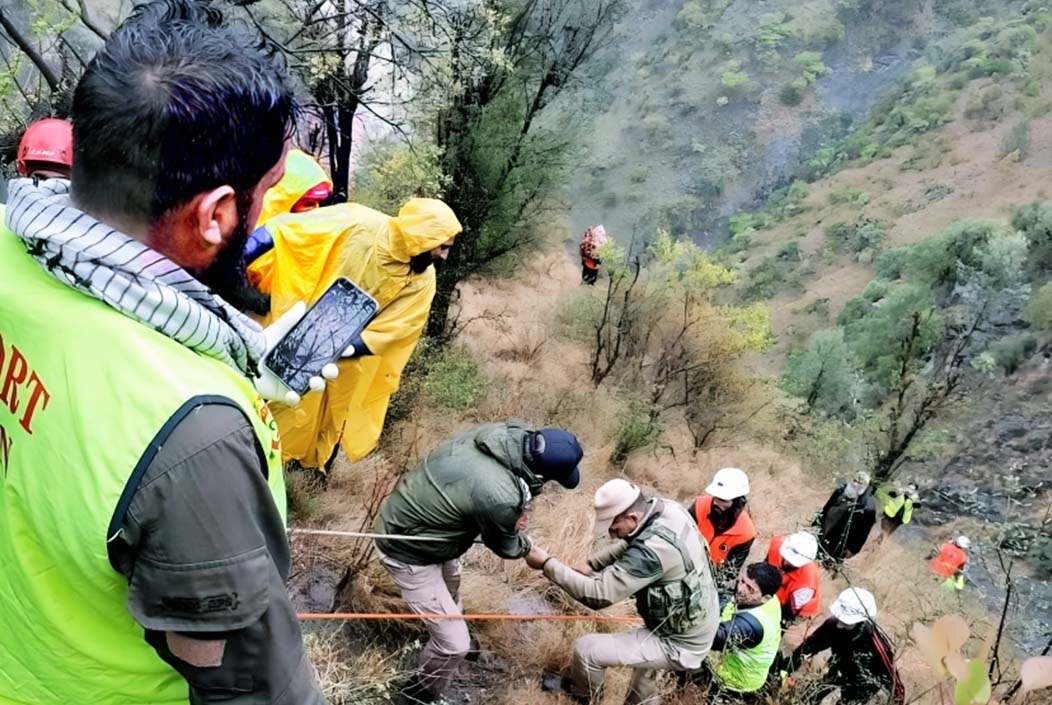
288,528,455,543
297,612,643,623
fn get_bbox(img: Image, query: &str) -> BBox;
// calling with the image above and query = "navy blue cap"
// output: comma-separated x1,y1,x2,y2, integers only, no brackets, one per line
527,429,583,489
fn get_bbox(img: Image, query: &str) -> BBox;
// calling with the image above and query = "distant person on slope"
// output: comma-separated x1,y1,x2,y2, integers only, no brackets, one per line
815,471,877,565
765,531,821,624
245,198,461,473
880,482,919,541
375,422,585,704
703,561,784,696
579,224,608,285
17,118,73,181
929,535,970,591
689,467,756,584
786,588,905,705
252,148,333,229
528,479,720,705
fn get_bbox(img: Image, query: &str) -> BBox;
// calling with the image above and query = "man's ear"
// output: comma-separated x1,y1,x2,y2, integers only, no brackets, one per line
193,186,237,247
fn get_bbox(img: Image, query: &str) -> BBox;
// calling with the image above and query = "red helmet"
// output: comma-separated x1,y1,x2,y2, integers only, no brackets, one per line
290,182,333,213
17,118,74,177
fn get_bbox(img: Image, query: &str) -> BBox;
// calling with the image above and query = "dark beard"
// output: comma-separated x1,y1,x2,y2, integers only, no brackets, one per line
196,191,271,315
410,252,434,274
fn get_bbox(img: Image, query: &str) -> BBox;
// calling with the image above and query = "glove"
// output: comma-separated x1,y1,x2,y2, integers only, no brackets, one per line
253,302,341,405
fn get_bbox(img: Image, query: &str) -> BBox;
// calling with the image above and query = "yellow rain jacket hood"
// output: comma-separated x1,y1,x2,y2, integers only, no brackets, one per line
248,198,462,467
255,149,332,228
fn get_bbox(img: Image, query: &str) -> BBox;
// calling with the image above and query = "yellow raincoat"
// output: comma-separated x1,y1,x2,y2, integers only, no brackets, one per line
255,149,332,228
248,199,462,467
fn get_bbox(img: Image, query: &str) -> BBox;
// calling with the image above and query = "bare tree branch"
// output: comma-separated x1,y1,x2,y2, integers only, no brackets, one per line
0,10,61,92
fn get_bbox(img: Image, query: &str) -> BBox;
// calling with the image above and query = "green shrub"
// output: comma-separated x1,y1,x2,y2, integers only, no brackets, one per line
753,12,796,61
948,73,969,90
1028,282,1052,332
779,84,804,106
612,399,663,464
721,62,750,89
353,140,447,214
630,166,650,184
781,328,858,415
793,51,832,85
829,188,870,206
1000,118,1032,160
421,345,489,412
1012,199,1052,267
989,334,1038,375
778,242,802,262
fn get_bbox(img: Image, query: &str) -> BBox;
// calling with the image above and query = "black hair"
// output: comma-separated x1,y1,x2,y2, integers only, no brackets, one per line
71,0,295,223
745,561,783,597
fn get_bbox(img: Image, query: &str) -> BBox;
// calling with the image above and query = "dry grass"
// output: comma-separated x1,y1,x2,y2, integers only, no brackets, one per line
294,245,1008,705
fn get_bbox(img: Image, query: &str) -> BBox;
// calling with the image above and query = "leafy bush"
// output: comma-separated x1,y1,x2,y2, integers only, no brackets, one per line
825,219,886,261
1000,118,1031,160
1028,282,1052,332
611,398,663,464
829,188,870,207
781,328,858,415
753,12,796,61
1011,199,1052,267
421,345,489,412
989,334,1038,375
793,51,832,85
353,140,447,214
879,220,1003,290
779,84,804,106
721,61,750,90
963,85,1005,121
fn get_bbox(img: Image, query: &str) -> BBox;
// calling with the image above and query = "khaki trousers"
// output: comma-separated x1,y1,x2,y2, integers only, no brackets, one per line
572,629,680,705
379,553,469,697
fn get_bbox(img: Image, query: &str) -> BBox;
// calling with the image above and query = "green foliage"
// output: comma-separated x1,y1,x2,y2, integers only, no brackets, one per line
963,85,1005,121
353,140,447,214
839,284,943,390
1028,282,1052,332
781,329,858,415
1000,118,1031,160
720,63,750,90
779,83,804,106
826,219,886,261
611,398,663,464
674,0,710,32
753,12,796,62
796,15,845,48
420,345,489,412
876,220,1005,291
828,188,870,207
1011,199,1052,268
793,51,832,85
989,334,1038,375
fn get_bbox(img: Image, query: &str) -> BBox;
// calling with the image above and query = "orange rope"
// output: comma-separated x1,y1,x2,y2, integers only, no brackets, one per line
297,612,643,623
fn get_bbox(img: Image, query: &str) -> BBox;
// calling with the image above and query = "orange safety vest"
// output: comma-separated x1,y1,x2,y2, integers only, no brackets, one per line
929,542,967,578
691,495,757,566
766,535,821,617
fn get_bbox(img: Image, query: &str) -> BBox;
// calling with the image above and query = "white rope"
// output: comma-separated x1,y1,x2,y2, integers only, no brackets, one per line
288,528,453,543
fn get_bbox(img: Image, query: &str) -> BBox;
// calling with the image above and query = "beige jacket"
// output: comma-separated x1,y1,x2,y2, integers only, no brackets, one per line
543,498,720,669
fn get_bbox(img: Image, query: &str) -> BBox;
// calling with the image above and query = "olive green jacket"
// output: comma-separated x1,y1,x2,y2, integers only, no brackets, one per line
375,421,543,565
543,499,720,669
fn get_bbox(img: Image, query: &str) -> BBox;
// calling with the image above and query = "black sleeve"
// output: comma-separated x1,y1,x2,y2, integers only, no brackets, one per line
817,486,843,525
108,403,324,705
712,612,765,651
788,618,837,670
723,538,754,577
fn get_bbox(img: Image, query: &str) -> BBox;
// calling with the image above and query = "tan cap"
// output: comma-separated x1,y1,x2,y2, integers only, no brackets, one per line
592,479,641,537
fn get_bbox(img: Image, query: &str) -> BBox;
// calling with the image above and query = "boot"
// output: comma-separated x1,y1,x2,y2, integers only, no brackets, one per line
541,675,590,704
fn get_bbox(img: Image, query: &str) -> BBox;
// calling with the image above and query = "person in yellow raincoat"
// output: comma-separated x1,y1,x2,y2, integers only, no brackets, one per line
246,198,462,470
256,149,333,227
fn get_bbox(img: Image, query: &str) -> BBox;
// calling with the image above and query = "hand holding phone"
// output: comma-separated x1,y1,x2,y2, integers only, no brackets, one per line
256,278,379,403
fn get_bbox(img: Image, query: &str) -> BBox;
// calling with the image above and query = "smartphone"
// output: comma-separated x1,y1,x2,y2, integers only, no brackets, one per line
264,278,379,395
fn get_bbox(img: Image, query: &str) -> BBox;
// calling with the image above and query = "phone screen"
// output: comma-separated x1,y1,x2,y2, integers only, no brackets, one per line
264,278,379,394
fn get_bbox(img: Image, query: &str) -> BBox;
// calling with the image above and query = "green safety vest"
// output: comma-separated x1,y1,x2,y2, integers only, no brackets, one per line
0,226,285,705
883,494,913,524
713,596,783,693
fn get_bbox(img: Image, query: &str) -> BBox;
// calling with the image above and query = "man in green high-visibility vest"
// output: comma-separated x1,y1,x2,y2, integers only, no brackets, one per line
705,561,784,695
0,2,326,704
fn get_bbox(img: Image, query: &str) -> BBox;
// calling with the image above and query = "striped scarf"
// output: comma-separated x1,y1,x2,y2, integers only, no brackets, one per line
6,178,266,376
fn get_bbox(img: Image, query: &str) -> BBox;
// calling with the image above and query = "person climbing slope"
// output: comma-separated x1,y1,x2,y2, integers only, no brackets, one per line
246,198,461,472
579,224,608,285
689,467,756,582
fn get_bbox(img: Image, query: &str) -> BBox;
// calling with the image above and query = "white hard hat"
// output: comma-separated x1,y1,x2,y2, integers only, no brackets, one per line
593,479,642,537
705,467,750,500
955,536,971,550
780,531,818,567
830,587,877,625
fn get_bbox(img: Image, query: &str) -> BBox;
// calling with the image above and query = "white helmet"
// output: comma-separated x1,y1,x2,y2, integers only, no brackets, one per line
955,536,972,550
830,587,877,625
780,531,818,567
705,467,750,500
